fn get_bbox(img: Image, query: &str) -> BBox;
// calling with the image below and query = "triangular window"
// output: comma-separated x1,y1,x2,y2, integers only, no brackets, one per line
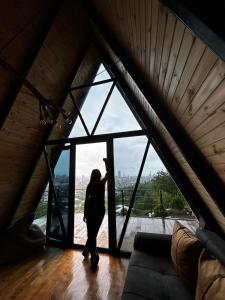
69,63,142,138
93,64,111,82
69,80,112,137
95,86,141,135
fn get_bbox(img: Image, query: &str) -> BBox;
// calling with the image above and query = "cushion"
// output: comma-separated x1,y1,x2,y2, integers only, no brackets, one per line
196,228,225,266
196,249,225,300
171,221,203,291
122,264,194,300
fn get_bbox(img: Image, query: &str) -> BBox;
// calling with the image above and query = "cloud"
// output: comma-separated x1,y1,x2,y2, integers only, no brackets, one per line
66,65,167,178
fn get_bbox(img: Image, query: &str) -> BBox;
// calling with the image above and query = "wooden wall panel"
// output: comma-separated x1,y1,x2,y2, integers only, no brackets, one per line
90,0,225,225
91,13,225,233
0,0,56,109
170,39,205,107
12,46,100,225
162,20,185,97
175,48,217,116
0,0,91,228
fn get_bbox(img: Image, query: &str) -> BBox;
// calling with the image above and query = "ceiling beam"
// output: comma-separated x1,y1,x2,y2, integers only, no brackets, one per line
84,0,225,216
93,37,225,237
0,0,63,130
70,78,115,91
46,129,147,145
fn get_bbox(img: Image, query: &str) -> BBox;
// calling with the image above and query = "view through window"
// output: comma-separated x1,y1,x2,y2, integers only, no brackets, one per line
36,63,198,250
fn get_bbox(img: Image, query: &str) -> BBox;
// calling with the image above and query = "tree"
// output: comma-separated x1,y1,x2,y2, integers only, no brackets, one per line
130,171,192,217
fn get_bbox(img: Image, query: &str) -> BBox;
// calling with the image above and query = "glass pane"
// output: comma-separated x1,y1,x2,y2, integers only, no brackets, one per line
93,64,111,82
69,117,87,138
121,145,198,251
74,142,108,248
33,183,48,234
49,149,70,239
114,136,147,246
70,82,112,135
95,86,141,135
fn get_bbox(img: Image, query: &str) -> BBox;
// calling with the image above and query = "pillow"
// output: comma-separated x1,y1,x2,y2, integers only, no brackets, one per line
196,249,225,300
171,221,203,291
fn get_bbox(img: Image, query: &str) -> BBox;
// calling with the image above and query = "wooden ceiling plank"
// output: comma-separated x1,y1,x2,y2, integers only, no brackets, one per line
158,12,176,88
123,1,134,59
167,28,195,104
149,0,159,81
145,0,152,80
0,0,62,130
153,3,167,86
202,138,225,155
162,19,185,97
176,48,217,116
129,0,139,66
190,102,225,142
196,123,225,148
187,78,225,135
134,0,142,65
115,0,127,54
171,38,205,109
183,60,225,128
207,152,225,166
139,0,146,69
161,0,225,63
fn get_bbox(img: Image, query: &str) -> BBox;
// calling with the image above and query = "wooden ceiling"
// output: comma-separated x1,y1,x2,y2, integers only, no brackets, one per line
89,0,225,185
0,0,225,235
0,0,92,228
87,0,225,233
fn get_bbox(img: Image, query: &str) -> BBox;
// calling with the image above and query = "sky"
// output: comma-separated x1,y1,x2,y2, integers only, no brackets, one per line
55,65,166,177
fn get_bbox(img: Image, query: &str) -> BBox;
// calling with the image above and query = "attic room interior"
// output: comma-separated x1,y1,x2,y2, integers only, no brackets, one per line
0,0,225,299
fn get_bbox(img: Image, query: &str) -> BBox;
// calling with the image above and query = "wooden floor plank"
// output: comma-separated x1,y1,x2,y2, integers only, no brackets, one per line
0,248,128,300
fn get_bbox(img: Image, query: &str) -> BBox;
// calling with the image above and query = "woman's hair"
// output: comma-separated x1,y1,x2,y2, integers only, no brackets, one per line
89,169,102,186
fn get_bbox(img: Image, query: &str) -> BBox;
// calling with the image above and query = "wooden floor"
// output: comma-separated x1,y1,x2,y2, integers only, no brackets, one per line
74,214,198,251
34,214,198,251
118,216,198,251
0,248,128,300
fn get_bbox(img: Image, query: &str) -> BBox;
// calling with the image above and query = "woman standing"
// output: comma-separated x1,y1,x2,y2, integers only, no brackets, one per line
82,158,108,268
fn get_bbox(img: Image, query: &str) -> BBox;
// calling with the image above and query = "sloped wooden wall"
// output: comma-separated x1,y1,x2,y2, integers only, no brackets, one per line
90,0,225,186
12,46,100,225
88,0,225,232
0,0,91,229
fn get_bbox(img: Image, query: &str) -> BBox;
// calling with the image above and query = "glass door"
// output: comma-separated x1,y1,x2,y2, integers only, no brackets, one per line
73,142,109,249
46,147,71,243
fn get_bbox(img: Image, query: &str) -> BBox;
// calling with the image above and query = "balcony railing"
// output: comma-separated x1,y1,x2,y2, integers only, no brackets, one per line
35,187,196,222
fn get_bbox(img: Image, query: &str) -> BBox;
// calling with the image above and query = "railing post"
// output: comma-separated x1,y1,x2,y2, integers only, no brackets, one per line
160,190,165,220
121,189,124,216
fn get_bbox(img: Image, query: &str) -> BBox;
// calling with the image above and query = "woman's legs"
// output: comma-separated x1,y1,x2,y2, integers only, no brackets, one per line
86,211,104,265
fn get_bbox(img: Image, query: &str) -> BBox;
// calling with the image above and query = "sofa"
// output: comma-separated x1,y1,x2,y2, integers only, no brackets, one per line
122,227,225,300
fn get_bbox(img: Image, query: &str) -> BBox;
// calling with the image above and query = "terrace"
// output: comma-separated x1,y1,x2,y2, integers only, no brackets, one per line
34,212,198,252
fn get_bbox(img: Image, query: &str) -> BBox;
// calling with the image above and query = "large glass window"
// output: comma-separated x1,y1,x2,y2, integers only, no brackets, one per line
74,142,108,248
48,149,70,240
33,184,48,233
114,136,147,246
120,145,198,251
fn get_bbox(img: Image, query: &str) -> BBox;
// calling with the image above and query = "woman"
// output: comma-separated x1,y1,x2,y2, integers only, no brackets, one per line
83,159,108,268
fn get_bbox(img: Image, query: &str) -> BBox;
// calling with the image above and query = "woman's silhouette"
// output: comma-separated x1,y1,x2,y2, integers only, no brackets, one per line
82,158,108,268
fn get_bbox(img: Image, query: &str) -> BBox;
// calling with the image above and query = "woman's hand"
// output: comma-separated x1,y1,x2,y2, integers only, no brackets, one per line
83,216,86,223
103,158,109,170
